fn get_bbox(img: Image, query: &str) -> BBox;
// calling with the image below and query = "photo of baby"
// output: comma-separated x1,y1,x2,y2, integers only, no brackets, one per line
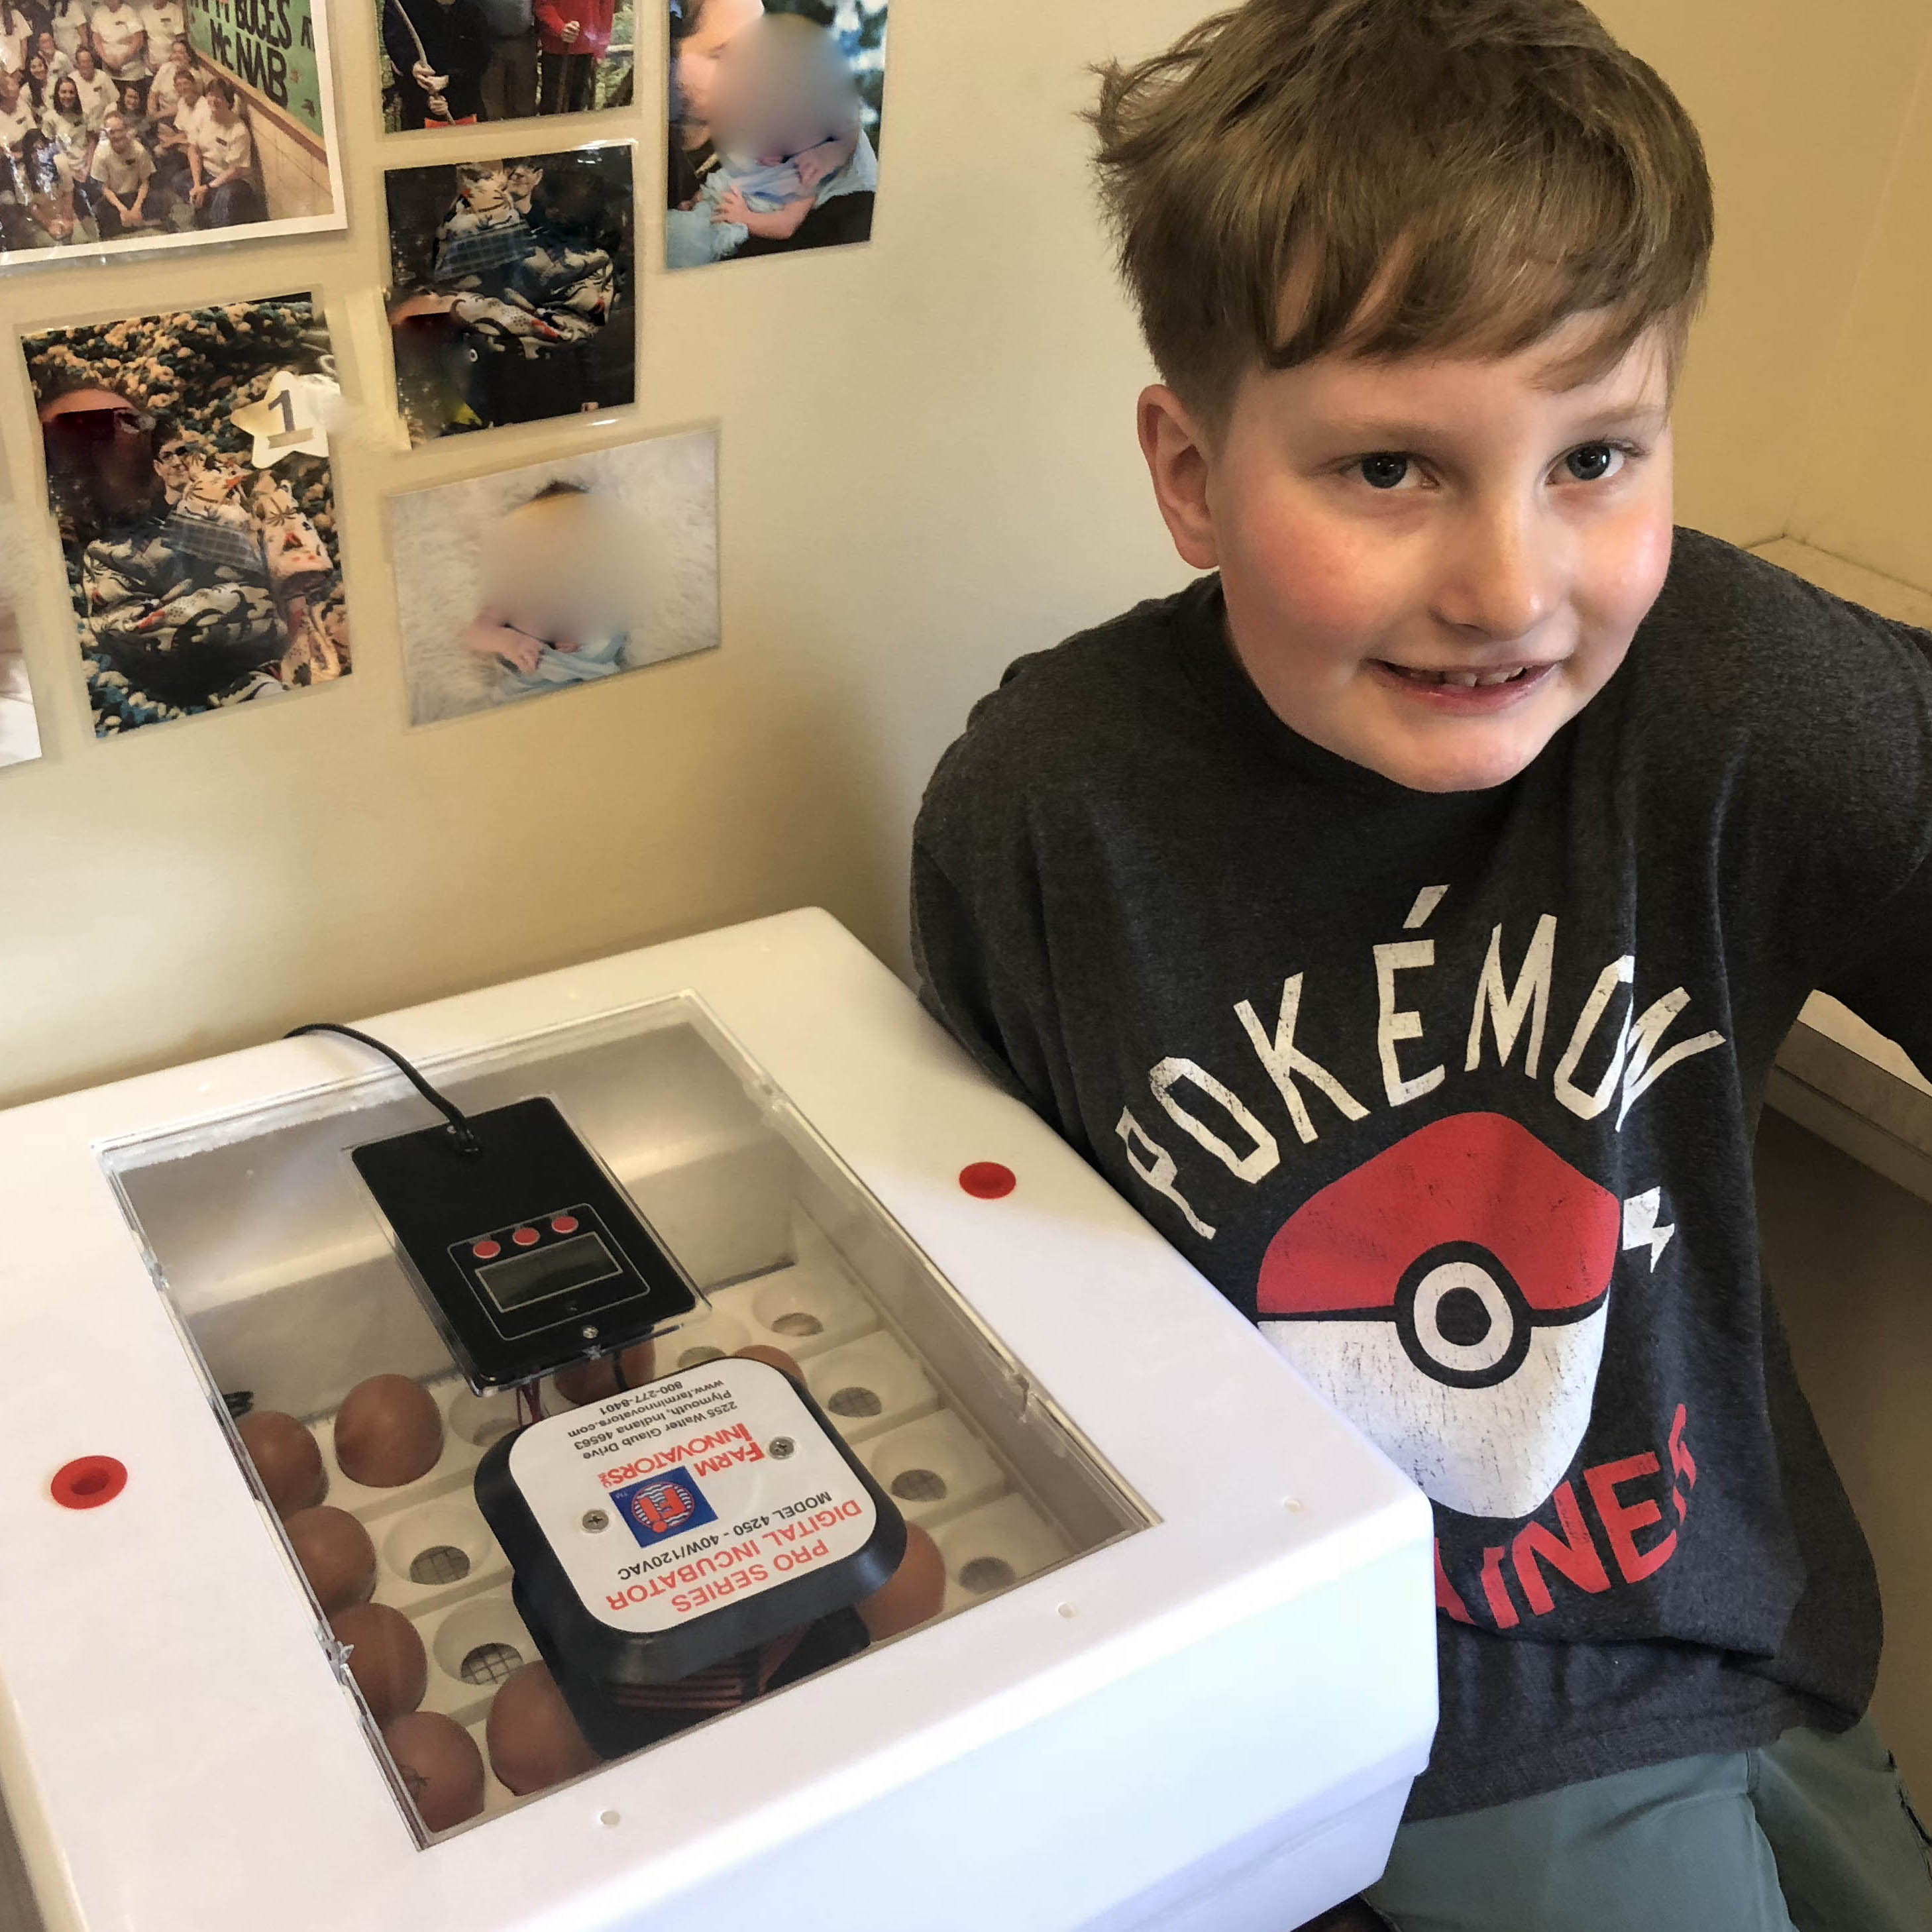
667,0,885,270
384,142,635,443
25,295,350,739
385,427,718,726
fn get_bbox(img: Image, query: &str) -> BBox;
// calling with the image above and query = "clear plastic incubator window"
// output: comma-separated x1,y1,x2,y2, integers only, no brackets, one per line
100,996,1151,1841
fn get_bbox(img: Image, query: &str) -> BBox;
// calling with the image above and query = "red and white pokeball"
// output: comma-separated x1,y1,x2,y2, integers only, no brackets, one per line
1257,1112,1621,1521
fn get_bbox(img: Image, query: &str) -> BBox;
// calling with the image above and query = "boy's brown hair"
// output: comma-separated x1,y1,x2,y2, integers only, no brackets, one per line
1089,0,1715,431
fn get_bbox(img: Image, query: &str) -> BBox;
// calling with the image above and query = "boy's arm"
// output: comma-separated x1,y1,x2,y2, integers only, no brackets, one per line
1745,571,1932,1081
910,786,1087,1151
1815,863,1932,1081
910,843,1047,1112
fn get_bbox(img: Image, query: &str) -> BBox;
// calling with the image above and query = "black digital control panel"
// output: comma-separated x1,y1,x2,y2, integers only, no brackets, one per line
351,1097,698,1393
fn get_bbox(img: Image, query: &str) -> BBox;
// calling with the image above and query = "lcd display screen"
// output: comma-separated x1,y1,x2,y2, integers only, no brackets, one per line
477,1231,623,1312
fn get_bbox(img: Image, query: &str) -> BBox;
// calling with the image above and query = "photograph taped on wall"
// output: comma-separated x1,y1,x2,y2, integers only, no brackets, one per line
377,0,634,128
666,0,886,270
0,0,346,266
385,426,718,726
25,295,350,739
0,503,42,769
384,141,634,445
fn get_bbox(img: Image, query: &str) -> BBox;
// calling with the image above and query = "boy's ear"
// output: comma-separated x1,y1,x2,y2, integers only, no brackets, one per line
1137,385,1219,571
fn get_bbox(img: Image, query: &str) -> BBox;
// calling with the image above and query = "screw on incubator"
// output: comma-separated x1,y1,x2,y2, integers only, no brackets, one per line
580,1325,600,1341
769,1436,796,1459
582,1509,610,1533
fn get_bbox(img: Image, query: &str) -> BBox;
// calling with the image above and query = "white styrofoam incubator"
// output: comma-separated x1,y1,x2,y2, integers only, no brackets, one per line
0,910,1434,1932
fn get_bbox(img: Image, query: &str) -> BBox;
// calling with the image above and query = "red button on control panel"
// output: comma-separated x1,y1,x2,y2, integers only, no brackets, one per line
512,1227,540,1248
551,1214,579,1234
472,1239,502,1260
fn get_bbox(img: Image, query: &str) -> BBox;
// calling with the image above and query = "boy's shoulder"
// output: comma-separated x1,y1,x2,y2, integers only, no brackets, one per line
1639,524,1897,657
924,575,1220,810
1627,526,1932,793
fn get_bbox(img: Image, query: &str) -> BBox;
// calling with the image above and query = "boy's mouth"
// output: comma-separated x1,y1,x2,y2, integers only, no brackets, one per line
1368,659,1560,713
1374,661,1548,688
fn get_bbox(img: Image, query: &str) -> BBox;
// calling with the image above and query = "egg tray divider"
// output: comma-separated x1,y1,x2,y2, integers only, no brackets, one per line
294,1212,1077,1835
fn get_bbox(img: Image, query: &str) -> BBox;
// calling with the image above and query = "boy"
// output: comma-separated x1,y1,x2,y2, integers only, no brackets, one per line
910,2,1932,1927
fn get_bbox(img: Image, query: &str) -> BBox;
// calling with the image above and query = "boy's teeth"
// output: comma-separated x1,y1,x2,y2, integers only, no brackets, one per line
1389,664,1530,687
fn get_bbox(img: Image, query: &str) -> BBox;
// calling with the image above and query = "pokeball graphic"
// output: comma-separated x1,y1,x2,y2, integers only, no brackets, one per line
1257,1112,1622,1520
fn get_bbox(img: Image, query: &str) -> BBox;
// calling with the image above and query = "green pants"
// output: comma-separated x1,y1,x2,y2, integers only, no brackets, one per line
1366,1717,1932,1931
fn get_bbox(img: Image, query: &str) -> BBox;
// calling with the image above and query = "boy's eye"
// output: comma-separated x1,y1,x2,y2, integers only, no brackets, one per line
1356,453,1411,490
1565,442,1626,482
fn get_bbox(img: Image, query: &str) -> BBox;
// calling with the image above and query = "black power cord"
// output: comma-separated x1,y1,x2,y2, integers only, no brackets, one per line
285,1022,484,1157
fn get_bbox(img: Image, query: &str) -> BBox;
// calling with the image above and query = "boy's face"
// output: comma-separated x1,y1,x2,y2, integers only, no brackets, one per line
1140,313,1676,793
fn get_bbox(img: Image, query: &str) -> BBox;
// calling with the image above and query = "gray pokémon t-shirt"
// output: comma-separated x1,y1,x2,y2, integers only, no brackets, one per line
910,527,1932,1820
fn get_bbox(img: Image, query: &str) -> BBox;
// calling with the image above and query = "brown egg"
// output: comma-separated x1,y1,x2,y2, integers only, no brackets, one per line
856,1523,946,1640
331,1602,428,1727
335,1375,444,1488
733,1344,803,1381
287,1505,377,1614
382,1710,486,1832
237,1409,327,1517
553,1338,656,1408
552,1355,620,1406
486,1662,600,1796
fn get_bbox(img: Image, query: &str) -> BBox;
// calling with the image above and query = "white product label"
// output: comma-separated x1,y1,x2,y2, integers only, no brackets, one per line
509,1360,876,1633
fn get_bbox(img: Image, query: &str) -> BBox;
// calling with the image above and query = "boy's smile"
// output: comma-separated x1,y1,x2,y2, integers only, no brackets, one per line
1140,313,1676,792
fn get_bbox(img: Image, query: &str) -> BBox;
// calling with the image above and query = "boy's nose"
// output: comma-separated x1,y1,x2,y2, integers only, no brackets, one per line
1430,504,1561,645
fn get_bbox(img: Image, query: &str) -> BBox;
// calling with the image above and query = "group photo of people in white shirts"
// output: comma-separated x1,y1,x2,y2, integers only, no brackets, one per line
0,0,268,252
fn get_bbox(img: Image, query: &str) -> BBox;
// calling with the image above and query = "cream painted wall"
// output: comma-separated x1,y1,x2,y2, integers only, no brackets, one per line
1788,30,1932,590
1599,0,1932,553
0,1,1195,1108
3,1,1930,1108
